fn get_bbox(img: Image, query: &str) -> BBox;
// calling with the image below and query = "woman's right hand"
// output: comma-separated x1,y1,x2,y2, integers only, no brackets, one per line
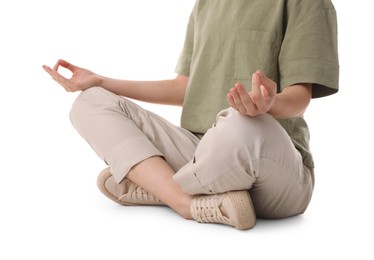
42,59,101,92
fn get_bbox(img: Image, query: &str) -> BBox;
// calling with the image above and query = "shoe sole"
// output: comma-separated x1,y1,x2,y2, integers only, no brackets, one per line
228,190,256,230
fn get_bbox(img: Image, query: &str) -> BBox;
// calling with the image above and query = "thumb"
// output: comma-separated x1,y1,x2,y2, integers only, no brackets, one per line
251,71,262,98
257,70,276,98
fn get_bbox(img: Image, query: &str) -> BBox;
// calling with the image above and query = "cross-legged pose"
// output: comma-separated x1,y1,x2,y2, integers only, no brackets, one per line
43,0,339,230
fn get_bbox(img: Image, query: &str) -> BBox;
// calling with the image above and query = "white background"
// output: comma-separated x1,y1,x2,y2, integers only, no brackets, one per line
1,0,373,259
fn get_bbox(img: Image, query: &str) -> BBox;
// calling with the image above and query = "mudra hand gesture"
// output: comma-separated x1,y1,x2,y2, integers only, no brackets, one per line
43,59,101,92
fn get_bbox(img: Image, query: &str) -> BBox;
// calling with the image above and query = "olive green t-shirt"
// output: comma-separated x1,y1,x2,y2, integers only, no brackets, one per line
175,0,339,168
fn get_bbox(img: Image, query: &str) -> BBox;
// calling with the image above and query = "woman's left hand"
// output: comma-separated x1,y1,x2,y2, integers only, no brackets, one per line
227,70,277,117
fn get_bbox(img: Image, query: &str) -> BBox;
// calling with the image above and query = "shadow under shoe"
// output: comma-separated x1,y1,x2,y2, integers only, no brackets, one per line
97,168,165,206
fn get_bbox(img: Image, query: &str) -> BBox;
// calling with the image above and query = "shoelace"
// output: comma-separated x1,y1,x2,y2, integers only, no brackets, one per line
193,196,228,224
126,182,162,204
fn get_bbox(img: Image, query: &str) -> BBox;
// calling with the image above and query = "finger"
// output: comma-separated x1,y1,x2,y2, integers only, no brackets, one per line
251,71,267,107
50,69,69,85
230,84,246,114
53,60,61,71
227,92,239,111
257,70,274,88
43,65,60,81
257,70,276,98
235,83,253,105
251,71,262,99
231,83,258,115
43,65,73,91
49,69,73,91
42,65,53,76
58,59,78,72
228,86,244,112
260,85,270,100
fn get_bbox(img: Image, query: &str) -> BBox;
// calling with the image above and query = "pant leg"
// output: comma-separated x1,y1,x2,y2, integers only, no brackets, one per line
174,108,314,218
70,87,199,183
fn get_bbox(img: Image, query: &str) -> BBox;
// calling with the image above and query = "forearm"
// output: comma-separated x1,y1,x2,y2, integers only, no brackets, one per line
267,84,312,119
97,75,188,106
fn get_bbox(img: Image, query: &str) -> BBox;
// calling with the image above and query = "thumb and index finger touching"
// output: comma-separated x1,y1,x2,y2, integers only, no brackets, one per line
52,59,77,72
42,59,77,91
42,59,77,75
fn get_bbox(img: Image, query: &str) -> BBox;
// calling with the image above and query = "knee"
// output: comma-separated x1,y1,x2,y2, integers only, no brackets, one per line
69,86,113,129
210,108,276,150
70,87,110,122
198,109,285,170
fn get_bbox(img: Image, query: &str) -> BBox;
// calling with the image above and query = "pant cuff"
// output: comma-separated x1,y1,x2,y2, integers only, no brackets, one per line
105,136,163,183
173,160,214,195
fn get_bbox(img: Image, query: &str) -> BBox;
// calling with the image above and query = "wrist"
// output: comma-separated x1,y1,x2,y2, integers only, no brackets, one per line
95,74,105,87
267,94,280,117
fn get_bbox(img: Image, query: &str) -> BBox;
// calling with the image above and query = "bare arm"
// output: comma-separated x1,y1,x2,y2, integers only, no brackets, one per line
267,83,311,118
43,59,188,106
227,70,311,119
98,75,188,106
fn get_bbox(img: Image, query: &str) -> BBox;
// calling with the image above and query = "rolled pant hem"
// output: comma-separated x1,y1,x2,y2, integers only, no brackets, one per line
174,161,214,195
105,137,163,183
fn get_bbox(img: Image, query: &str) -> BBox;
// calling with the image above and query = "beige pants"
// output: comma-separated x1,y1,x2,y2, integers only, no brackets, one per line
70,87,314,218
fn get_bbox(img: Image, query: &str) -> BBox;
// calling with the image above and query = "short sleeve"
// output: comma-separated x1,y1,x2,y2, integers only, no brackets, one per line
278,0,339,98
175,5,196,77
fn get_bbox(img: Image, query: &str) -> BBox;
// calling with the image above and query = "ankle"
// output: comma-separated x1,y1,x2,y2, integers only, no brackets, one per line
173,196,194,220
